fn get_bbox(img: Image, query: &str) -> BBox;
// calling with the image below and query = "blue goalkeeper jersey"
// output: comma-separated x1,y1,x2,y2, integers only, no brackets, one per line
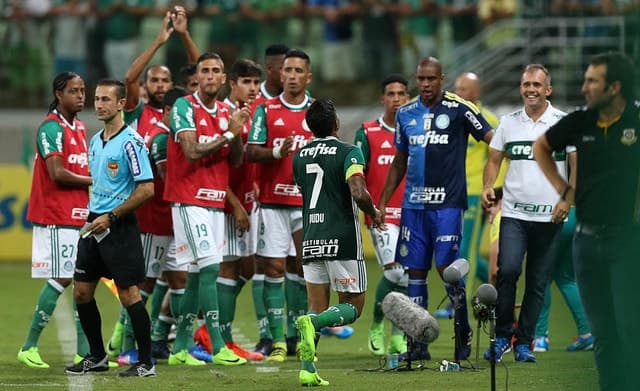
395,91,492,210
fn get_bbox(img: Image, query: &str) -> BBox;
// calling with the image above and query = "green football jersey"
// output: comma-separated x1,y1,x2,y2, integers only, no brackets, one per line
293,136,366,263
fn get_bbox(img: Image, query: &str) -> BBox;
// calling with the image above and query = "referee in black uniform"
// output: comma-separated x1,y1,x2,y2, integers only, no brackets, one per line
534,52,639,391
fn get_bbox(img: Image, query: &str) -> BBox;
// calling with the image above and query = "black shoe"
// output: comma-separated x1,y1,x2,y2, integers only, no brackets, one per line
65,355,109,375
286,336,299,357
119,361,157,377
254,338,273,356
151,340,170,360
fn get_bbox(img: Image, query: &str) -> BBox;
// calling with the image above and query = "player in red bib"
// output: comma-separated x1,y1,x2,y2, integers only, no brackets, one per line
18,72,92,369
354,74,410,358
165,52,250,366
247,49,314,362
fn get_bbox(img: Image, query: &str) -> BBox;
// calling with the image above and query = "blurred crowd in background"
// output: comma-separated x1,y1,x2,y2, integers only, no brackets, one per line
1,0,638,107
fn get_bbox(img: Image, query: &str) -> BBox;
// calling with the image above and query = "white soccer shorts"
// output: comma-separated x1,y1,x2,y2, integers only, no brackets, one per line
223,211,258,261
172,204,225,269
368,223,400,267
303,260,368,293
31,225,80,279
256,208,303,258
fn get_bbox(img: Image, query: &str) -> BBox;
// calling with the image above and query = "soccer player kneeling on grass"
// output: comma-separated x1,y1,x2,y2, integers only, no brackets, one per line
292,99,383,386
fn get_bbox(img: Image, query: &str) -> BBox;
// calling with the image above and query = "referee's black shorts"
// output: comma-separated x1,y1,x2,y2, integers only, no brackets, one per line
75,212,145,289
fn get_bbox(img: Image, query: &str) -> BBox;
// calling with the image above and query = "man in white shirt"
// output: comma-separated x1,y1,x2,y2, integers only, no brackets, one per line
481,64,575,363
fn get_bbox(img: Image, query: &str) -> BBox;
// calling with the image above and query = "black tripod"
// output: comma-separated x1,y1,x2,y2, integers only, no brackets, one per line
451,285,466,364
488,307,497,391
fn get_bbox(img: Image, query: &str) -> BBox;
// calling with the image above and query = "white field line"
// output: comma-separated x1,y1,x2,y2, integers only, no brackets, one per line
55,293,93,391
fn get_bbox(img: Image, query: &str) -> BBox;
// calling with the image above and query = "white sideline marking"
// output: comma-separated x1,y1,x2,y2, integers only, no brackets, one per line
55,293,93,391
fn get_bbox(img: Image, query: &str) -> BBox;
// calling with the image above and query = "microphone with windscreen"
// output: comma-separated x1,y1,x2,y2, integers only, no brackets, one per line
442,258,470,284
382,292,440,344
472,283,498,321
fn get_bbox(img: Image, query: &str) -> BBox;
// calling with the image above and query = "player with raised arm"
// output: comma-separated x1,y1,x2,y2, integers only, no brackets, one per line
107,7,199,362
293,98,383,386
354,74,409,357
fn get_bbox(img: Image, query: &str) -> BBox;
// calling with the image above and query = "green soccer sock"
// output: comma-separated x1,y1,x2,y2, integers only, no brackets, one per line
310,303,358,330
373,276,396,323
285,273,299,339
217,277,237,343
73,299,90,356
149,280,168,331
265,276,285,342
173,274,199,353
151,286,179,342
199,264,226,352
252,274,272,340
296,276,308,318
23,279,63,350
236,276,247,295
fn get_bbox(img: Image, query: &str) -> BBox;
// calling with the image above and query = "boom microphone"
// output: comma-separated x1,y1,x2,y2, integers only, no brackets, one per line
442,258,470,284
382,292,440,344
475,283,498,306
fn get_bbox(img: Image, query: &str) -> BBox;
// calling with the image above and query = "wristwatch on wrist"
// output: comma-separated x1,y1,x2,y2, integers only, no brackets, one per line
108,211,118,224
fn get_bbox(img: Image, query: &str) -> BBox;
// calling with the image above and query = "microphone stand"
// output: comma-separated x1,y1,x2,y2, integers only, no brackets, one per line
489,307,496,391
452,285,463,364
403,335,414,371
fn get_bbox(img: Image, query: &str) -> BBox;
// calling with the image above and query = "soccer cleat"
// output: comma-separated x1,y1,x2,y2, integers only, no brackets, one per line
399,342,431,362
255,338,273,356
388,334,407,354
368,323,385,356
455,328,473,361
213,346,247,366
118,362,156,377
117,349,138,366
286,336,299,357
321,326,354,339
434,303,455,319
65,355,109,375
483,337,512,362
17,347,50,369
533,336,550,352
189,345,213,363
566,335,594,352
168,349,206,366
266,342,287,362
193,324,212,354
514,344,537,362
299,370,329,387
226,342,264,361
296,315,316,362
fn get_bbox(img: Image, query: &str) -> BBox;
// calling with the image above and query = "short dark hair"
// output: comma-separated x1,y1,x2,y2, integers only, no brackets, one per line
381,74,408,94
265,44,289,57
97,78,126,100
418,56,442,75
284,49,311,66
49,71,82,113
305,98,336,138
179,63,197,79
590,52,636,101
197,52,224,68
229,59,262,82
163,87,187,108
